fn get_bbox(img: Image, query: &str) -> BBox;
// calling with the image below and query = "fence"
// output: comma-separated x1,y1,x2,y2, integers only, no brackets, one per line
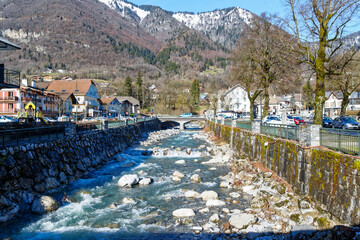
320,128,360,156
261,123,299,141
0,125,65,148
236,121,252,131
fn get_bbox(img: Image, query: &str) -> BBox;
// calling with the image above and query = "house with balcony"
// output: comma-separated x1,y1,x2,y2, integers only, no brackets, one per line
46,79,100,119
0,37,21,89
100,97,122,118
55,93,77,117
0,86,60,118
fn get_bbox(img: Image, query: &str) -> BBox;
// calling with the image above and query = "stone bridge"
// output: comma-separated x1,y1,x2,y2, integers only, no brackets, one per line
158,116,206,130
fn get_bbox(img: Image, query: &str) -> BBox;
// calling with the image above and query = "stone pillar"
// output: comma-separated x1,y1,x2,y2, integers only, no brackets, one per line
101,119,108,130
252,121,261,134
125,119,128,126
221,118,225,125
299,124,321,147
230,120,236,149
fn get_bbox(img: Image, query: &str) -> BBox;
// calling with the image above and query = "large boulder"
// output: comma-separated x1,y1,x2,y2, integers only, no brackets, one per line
175,160,186,165
32,196,60,213
190,174,201,183
172,208,195,218
117,175,140,188
229,213,257,229
201,190,218,201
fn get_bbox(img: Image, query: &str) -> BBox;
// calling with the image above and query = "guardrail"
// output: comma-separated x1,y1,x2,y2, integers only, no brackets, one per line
0,125,65,148
261,123,299,141
320,128,360,156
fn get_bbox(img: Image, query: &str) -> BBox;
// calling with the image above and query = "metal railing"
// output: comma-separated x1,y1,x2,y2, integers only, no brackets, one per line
261,123,299,141
0,125,65,148
236,121,252,131
108,120,126,129
320,128,360,156
224,119,232,126
0,67,20,87
0,96,19,101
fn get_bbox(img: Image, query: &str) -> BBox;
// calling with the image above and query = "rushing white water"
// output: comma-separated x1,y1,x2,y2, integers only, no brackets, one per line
0,130,248,240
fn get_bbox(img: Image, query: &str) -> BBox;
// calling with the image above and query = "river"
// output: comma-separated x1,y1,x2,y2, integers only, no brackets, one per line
0,129,248,239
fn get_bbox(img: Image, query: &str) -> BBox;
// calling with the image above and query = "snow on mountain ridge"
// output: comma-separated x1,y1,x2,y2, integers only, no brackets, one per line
99,0,149,22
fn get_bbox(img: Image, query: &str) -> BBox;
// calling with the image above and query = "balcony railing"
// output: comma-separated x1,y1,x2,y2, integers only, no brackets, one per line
0,67,20,87
0,96,19,101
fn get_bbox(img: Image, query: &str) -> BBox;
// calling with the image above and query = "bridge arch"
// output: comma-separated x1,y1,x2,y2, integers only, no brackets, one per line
158,116,206,130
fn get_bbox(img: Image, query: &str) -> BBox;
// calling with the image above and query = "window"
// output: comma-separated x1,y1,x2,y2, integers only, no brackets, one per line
8,92,13,98
8,103,13,110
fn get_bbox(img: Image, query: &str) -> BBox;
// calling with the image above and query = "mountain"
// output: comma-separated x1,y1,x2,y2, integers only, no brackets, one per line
173,8,253,49
342,31,360,50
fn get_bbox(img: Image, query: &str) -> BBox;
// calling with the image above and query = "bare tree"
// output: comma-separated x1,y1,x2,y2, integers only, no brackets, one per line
329,51,360,114
283,0,360,124
232,13,299,119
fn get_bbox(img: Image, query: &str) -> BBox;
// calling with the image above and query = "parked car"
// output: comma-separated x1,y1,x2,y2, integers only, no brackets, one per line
332,116,360,130
322,116,333,128
263,116,282,124
0,116,13,123
293,116,305,125
286,116,295,125
180,113,193,118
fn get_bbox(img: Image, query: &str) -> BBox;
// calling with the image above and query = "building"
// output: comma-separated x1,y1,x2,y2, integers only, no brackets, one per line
100,97,122,118
217,84,250,115
324,91,360,117
46,79,101,119
55,93,77,117
0,86,59,117
116,96,140,116
0,37,21,89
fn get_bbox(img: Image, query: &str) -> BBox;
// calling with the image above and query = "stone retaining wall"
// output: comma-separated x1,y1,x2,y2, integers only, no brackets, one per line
208,121,360,225
0,119,160,221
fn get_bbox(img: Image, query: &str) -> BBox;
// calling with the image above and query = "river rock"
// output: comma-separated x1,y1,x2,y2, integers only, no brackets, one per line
210,213,220,223
173,171,185,178
172,208,195,218
229,192,241,198
206,199,226,207
220,180,232,188
175,160,186,165
190,174,201,183
199,208,209,214
172,176,182,182
117,174,140,188
229,213,257,229
32,196,60,213
186,148,192,154
201,190,218,201
122,197,136,204
184,190,200,198
139,178,153,185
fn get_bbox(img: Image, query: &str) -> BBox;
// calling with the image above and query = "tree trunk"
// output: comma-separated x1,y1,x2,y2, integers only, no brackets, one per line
341,92,350,116
263,91,269,118
249,98,255,122
313,21,327,125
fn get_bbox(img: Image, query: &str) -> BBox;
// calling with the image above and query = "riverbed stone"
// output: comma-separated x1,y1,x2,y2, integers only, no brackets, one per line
172,208,195,218
229,213,257,229
210,213,220,223
117,174,140,188
175,160,186,165
199,208,210,214
229,192,241,198
32,196,60,213
172,176,182,182
184,190,200,198
206,199,226,207
139,178,153,185
173,171,185,178
122,197,136,204
190,174,201,183
201,190,218,201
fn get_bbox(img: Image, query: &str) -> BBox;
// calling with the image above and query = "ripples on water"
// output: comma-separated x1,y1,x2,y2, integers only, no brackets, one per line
1,130,247,240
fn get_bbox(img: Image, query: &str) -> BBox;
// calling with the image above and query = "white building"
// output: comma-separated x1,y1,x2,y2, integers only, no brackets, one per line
217,84,250,115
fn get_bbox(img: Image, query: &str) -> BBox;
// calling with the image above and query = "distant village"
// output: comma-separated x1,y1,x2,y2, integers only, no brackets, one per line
0,75,140,120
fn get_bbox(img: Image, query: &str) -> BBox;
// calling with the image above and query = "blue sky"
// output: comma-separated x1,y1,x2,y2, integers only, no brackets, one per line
129,0,286,16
